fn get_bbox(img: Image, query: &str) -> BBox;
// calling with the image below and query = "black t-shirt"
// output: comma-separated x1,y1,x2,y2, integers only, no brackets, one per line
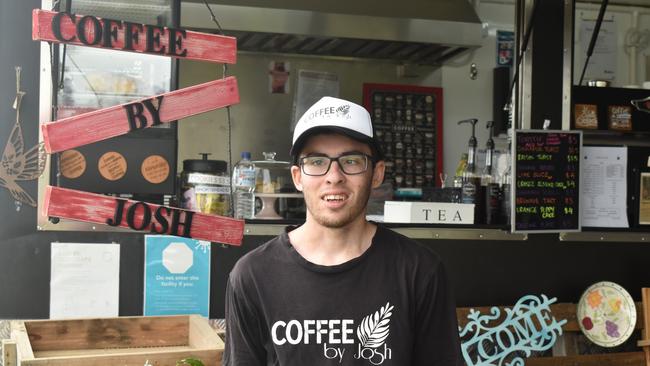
223,224,462,366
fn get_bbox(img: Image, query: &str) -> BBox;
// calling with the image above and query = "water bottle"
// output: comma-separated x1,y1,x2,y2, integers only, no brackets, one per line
232,152,256,219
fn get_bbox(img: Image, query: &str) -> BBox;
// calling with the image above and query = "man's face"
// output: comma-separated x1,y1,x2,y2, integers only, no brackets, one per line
291,133,385,229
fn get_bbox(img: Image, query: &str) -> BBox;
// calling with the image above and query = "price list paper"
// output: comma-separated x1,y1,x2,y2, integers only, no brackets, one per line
581,146,629,228
512,131,582,232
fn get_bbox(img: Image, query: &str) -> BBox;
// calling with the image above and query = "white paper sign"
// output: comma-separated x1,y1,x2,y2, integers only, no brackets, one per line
579,19,617,82
50,243,120,319
581,146,629,228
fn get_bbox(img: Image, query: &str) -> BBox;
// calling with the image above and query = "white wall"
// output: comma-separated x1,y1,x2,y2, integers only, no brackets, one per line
442,2,515,179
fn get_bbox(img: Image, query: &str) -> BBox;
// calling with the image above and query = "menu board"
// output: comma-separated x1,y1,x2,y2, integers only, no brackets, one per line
512,130,582,232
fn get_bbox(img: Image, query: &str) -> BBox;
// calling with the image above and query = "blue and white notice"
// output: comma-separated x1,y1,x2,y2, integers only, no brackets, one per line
144,235,211,317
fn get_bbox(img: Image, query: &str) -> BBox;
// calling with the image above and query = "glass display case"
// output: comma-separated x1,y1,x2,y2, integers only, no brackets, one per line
252,152,305,220
51,0,178,197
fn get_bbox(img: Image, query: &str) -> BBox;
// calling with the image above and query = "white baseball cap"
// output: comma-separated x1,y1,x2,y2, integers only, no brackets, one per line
290,96,383,160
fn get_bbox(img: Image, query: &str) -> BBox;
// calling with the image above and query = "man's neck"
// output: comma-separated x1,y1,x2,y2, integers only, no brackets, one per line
288,216,376,266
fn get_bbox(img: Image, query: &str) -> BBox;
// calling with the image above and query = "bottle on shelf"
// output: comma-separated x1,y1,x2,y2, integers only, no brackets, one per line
232,152,256,219
482,121,502,225
451,153,468,203
458,118,484,222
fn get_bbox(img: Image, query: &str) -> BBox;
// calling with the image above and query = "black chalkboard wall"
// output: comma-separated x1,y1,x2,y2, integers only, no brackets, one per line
2,0,650,320
513,130,581,232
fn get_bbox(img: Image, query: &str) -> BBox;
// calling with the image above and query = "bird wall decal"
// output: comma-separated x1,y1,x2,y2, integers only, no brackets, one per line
0,66,46,210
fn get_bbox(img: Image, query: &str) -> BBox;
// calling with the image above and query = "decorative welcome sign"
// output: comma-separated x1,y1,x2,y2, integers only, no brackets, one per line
44,186,244,245
32,10,236,64
41,76,239,153
459,294,567,366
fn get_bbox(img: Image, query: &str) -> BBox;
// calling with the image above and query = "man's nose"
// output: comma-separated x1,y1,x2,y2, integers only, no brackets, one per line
325,160,345,184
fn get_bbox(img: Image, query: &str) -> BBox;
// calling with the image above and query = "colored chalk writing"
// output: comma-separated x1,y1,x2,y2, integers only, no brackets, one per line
513,131,581,232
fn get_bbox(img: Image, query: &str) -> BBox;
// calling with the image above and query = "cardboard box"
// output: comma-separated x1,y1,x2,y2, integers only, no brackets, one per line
9,315,223,366
383,201,474,224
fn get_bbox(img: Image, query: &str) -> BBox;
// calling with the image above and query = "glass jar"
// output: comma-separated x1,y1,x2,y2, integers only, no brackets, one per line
179,154,230,216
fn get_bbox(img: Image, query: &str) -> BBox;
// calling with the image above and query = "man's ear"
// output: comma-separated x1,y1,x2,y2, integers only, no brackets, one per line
371,160,385,189
291,165,303,191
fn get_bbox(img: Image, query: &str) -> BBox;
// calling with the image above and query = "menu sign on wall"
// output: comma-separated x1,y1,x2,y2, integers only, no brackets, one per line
512,130,582,233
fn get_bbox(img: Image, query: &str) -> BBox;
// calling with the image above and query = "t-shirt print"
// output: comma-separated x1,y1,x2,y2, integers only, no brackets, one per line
271,302,395,365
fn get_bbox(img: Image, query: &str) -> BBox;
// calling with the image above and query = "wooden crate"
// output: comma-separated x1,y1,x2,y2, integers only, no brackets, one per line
8,315,223,366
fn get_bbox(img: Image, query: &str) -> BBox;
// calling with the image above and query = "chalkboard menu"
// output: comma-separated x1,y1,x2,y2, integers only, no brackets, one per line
512,130,582,232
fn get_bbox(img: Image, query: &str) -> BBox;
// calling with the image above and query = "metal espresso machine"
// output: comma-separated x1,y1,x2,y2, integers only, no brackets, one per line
252,152,305,220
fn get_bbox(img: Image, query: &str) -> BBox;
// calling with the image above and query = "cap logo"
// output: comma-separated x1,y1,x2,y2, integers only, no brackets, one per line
305,104,352,124
336,104,350,117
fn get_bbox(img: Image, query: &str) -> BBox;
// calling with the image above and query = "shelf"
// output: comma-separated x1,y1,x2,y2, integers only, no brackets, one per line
242,222,527,241
579,129,650,147
559,231,650,242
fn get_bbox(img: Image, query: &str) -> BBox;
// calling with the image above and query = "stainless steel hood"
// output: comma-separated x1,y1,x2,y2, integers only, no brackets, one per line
181,0,484,66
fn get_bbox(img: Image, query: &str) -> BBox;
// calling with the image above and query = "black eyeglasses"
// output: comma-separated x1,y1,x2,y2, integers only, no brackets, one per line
299,153,373,176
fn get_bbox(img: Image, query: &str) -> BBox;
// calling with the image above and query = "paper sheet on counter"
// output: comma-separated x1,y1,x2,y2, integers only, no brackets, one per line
50,243,120,319
581,146,629,227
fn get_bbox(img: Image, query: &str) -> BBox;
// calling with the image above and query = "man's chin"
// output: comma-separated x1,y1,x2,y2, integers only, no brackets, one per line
311,210,363,229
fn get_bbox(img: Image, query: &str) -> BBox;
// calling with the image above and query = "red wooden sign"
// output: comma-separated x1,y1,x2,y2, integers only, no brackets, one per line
42,76,239,153
32,9,237,64
44,186,244,245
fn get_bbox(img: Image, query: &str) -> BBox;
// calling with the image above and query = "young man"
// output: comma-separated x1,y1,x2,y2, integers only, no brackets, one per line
224,97,462,365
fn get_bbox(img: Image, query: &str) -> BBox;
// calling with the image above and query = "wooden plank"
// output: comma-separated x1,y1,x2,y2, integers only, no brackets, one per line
44,186,244,245
34,345,189,357
11,321,35,362
641,288,650,366
41,76,239,153
23,316,188,352
551,332,578,357
188,315,223,349
526,352,646,366
32,9,236,64
637,287,650,340
2,339,17,366
24,349,218,366
457,302,644,332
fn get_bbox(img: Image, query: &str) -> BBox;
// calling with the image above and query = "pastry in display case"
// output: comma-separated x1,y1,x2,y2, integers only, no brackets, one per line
252,152,305,220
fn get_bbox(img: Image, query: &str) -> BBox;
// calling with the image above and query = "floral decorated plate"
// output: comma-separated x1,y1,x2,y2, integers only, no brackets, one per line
576,281,637,347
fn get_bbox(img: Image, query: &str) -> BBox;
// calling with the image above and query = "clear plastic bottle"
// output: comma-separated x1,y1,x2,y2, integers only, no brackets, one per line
451,153,468,203
452,153,468,188
232,152,256,219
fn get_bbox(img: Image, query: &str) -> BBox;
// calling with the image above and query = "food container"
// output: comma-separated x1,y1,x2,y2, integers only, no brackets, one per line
180,154,230,216
587,80,610,87
252,152,305,219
